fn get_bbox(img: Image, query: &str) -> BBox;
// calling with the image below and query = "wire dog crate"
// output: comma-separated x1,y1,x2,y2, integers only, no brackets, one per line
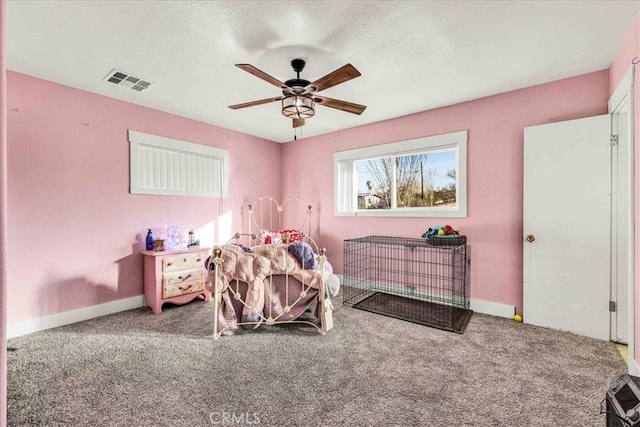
343,236,472,333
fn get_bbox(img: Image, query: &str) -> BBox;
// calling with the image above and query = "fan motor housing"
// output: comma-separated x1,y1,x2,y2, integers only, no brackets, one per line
284,78,311,94
285,58,311,94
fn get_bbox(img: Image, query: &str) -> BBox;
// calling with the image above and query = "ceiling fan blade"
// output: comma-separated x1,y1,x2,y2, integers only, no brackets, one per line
315,95,367,115
235,64,288,89
228,96,283,110
292,118,305,128
306,64,361,93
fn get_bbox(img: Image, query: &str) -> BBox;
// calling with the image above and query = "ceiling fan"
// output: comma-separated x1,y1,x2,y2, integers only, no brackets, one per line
228,58,366,128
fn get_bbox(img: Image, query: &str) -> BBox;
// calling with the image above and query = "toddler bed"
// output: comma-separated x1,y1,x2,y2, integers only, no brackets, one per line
206,197,339,338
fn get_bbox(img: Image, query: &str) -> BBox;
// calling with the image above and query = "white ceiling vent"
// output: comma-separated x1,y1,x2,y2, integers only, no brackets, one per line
104,69,152,92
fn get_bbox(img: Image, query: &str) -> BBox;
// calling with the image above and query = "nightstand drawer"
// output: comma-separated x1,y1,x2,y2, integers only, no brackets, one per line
162,251,207,272
163,279,205,299
162,268,206,286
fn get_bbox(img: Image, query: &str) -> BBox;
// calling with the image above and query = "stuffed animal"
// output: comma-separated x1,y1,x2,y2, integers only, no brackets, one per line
288,241,317,270
324,271,340,297
422,224,459,238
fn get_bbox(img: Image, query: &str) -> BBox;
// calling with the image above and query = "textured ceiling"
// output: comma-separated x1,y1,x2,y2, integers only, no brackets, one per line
6,1,639,143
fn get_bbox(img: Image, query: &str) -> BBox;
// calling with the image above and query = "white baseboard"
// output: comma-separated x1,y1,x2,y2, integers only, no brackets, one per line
469,298,515,319
6,291,514,338
7,296,145,339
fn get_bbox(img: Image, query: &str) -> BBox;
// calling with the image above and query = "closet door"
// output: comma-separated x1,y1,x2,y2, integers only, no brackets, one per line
523,114,610,340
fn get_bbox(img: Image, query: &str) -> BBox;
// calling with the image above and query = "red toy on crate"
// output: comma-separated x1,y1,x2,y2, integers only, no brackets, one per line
422,225,467,246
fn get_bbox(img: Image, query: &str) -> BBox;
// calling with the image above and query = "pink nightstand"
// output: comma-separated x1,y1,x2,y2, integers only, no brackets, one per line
142,247,211,314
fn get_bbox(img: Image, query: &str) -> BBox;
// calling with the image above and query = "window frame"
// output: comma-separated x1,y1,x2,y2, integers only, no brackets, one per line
334,130,467,217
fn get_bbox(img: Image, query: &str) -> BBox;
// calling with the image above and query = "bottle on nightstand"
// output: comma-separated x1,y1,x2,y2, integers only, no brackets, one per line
145,229,154,251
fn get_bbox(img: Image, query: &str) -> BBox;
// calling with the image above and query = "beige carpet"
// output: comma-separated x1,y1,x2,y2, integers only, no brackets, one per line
7,299,627,426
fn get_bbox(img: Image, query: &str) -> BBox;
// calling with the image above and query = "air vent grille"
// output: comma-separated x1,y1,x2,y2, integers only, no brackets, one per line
104,69,152,92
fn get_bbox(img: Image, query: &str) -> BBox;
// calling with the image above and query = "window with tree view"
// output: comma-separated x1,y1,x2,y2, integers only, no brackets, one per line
334,130,466,217
356,150,457,210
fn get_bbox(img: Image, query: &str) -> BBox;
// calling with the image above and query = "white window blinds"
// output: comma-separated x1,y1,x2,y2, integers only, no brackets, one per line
129,130,228,198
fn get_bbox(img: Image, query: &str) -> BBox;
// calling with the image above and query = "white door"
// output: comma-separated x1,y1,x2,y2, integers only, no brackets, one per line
523,115,611,341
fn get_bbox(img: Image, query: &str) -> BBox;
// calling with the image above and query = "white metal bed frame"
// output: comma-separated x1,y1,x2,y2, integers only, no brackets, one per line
210,196,334,339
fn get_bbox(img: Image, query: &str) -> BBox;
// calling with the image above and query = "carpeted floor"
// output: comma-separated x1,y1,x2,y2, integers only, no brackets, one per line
7,298,626,426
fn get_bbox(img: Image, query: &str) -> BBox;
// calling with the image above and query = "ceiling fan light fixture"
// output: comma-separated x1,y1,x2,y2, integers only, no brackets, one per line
282,95,315,119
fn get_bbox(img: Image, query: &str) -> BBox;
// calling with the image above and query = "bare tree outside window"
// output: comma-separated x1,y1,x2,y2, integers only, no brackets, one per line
357,151,457,210
358,157,391,209
396,154,431,207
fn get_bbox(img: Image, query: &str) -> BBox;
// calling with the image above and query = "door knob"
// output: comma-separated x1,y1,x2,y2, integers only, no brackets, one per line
526,234,535,242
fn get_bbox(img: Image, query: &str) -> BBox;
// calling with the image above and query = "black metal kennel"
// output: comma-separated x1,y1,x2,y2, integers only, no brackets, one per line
342,235,472,333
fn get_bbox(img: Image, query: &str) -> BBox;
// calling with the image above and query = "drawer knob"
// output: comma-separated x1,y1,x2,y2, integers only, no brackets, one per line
178,274,192,282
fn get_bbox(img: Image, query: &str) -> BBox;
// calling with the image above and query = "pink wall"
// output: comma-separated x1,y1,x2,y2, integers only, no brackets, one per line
1,0,7,424
609,16,639,96
6,71,282,323
609,14,640,363
282,70,610,312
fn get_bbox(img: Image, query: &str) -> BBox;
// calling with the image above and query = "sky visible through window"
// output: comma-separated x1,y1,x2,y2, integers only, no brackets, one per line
356,150,456,193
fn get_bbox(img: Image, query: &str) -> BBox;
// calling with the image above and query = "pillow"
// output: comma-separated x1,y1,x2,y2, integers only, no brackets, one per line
261,229,303,244
261,230,280,245
280,229,303,244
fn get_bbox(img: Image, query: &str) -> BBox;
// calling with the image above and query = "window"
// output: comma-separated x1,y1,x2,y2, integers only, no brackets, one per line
334,130,467,217
129,130,228,198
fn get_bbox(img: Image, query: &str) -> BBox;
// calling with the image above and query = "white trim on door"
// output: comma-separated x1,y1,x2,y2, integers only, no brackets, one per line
609,65,636,373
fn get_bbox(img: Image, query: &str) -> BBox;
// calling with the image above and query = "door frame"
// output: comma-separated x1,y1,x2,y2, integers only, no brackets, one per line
609,65,636,374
